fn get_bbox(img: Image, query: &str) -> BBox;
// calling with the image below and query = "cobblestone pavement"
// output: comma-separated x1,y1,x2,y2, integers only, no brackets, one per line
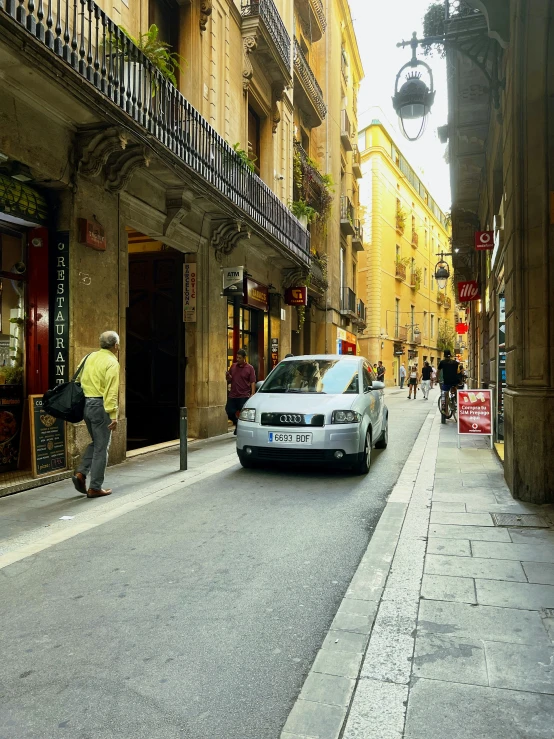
282,414,554,739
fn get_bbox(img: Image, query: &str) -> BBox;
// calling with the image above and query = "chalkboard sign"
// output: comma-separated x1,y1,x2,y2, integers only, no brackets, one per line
29,395,67,477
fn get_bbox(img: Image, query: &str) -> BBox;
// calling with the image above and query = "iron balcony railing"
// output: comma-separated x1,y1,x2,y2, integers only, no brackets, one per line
2,0,309,261
293,141,326,192
356,299,366,324
340,287,356,315
340,195,354,225
445,0,482,20
293,38,327,121
352,144,362,175
395,325,408,341
310,0,326,31
241,0,291,71
353,219,363,243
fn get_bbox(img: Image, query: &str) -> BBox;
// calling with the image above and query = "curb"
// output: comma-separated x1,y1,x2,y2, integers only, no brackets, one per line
280,408,440,739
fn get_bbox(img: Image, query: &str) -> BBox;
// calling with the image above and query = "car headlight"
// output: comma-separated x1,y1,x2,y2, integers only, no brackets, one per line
239,408,256,422
332,410,362,424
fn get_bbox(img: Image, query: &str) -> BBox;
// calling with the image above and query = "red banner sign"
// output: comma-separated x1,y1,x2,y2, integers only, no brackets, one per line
458,281,480,302
458,389,492,436
77,218,106,251
285,286,308,306
455,322,469,334
244,278,269,311
475,231,494,250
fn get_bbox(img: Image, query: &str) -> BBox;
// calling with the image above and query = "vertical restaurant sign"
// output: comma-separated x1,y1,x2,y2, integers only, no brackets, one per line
270,338,279,368
183,263,197,322
458,389,492,436
50,232,70,386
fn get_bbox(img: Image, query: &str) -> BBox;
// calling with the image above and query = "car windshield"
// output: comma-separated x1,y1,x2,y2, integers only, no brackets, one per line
260,360,359,394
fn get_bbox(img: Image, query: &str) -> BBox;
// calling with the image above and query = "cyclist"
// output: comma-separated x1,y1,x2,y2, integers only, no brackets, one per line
438,349,460,423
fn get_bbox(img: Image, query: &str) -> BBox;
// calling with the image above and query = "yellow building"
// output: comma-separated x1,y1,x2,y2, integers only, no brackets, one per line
357,119,457,385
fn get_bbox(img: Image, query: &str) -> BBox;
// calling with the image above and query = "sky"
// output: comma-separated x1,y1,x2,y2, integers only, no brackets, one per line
348,0,451,212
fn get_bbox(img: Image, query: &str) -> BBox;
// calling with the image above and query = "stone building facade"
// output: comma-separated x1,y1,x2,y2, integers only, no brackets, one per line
444,0,554,503
0,0,361,484
356,120,457,385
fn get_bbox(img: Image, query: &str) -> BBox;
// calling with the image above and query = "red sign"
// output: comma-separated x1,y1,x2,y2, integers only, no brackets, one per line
455,322,469,334
458,280,480,301
475,231,494,250
77,218,106,251
244,278,268,311
458,389,492,436
285,286,308,306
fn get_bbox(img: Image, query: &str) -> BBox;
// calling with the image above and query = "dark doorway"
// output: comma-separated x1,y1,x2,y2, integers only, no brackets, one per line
127,250,185,450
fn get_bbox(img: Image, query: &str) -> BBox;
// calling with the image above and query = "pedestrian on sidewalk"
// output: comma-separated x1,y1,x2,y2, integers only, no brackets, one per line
420,361,432,400
225,349,256,436
399,364,406,389
407,365,418,399
377,361,386,384
430,365,437,388
72,331,120,498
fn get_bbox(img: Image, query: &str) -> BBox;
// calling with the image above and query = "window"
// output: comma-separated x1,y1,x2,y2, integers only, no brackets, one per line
430,314,435,339
396,245,401,262
424,267,428,286
363,364,373,392
423,311,428,336
410,305,415,335
431,272,435,291
248,106,261,176
340,247,346,288
395,298,400,336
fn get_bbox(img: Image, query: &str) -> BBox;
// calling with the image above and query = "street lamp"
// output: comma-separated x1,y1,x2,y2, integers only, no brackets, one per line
434,260,450,290
393,33,435,141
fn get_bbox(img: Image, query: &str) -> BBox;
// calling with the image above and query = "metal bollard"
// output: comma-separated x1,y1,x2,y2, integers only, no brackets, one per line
180,407,188,471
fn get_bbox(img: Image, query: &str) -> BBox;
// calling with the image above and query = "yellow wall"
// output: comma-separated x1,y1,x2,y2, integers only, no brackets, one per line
357,122,456,383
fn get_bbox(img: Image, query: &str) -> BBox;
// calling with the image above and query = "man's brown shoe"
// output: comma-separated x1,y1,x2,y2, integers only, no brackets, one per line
72,472,87,495
87,488,112,498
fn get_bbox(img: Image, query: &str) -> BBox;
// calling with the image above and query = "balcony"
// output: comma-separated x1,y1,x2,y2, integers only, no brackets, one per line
411,230,419,247
341,109,353,151
437,292,446,306
352,145,362,179
340,196,355,236
410,272,418,290
294,0,326,42
0,0,309,264
352,220,364,252
356,299,367,328
395,325,408,341
241,0,292,90
410,329,422,345
293,39,327,128
444,297,452,310
395,263,407,281
340,287,357,318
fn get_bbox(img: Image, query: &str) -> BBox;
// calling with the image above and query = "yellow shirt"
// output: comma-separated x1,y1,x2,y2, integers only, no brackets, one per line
80,349,120,420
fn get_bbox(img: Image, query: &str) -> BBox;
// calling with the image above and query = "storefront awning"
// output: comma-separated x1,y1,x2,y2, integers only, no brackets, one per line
0,173,48,226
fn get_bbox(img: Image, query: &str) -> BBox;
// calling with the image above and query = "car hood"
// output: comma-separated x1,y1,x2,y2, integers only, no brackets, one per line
245,393,357,414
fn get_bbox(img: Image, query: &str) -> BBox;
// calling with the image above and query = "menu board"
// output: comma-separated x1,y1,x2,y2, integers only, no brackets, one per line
0,384,23,473
29,395,67,477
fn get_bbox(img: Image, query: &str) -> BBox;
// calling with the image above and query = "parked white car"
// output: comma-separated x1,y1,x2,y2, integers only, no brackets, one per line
236,355,388,474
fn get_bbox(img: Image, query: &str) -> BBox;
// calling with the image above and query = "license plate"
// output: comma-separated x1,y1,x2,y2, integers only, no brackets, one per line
268,432,312,445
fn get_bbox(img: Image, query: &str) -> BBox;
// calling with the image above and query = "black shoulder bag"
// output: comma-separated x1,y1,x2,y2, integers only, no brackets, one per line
42,354,91,423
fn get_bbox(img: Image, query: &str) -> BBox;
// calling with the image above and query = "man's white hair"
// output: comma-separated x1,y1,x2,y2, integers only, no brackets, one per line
99,331,120,349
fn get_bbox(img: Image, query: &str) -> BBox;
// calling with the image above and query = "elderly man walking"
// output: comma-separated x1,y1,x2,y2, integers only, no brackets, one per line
72,331,120,498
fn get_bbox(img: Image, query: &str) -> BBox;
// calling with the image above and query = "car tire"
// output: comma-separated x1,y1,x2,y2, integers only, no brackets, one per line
375,417,388,449
353,430,371,475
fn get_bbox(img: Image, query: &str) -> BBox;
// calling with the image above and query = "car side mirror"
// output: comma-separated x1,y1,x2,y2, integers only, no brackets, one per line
371,381,385,390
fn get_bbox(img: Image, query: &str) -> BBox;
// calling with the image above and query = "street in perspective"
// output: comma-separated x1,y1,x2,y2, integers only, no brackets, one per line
2,0,554,737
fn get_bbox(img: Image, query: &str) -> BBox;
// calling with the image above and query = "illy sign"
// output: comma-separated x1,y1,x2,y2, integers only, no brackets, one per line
475,231,494,250
458,280,480,302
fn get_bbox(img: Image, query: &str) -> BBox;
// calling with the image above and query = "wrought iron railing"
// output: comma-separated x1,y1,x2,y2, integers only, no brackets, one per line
293,141,326,192
340,195,354,225
395,325,408,341
310,0,326,31
352,144,361,170
353,219,363,243
395,263,407,281
2,0,309,261
340,287,356,314
241,0,291,71
356,299,366,324
445,0,481,20
293,38,327,120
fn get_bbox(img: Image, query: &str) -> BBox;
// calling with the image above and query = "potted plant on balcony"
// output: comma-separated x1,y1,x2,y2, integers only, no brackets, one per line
289,200,317,228
411,266,422,291
293,145,334,232
113,24,186,95
232,143,257,173
396,203,407,234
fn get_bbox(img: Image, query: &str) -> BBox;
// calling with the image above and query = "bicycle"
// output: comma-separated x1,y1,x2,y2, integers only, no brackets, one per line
438,386,458,423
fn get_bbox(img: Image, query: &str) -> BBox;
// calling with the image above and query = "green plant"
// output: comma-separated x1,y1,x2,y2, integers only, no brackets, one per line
3,366,23,384
232,143,257,172
290,200,318,224
422,3,446,58
396,256,411,267
412,266,422,291
117,24,186,86
396,204,407,233
437,320,456,353
293,145,334,230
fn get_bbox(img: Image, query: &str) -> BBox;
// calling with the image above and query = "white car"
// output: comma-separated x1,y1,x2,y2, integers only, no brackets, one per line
236,355,388,474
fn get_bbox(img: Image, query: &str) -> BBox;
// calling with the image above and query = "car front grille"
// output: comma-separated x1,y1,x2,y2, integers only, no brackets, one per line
260,413,324,427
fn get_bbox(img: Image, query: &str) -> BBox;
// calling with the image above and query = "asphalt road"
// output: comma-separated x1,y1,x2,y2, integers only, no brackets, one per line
0,391,435,739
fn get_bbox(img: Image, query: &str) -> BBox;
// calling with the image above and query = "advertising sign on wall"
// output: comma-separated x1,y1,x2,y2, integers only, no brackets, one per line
29,395,67,477
458,389,493,447
244,278,268,311
183,263,197,322
50,231,70,386
457,281,480,302
222,266,244,296
475,231,494,250
284,287,308,306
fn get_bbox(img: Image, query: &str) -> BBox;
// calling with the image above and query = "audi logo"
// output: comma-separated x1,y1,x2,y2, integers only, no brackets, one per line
280,414,302,424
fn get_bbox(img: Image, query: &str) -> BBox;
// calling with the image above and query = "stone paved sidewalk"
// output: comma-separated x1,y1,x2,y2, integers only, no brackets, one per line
282,411,554,739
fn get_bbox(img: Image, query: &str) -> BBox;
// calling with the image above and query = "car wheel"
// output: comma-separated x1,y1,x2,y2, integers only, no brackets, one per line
375,417,388,449
353,430,371,475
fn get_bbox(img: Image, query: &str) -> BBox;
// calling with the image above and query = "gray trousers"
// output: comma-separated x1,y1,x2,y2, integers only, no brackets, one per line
77,398,112,490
